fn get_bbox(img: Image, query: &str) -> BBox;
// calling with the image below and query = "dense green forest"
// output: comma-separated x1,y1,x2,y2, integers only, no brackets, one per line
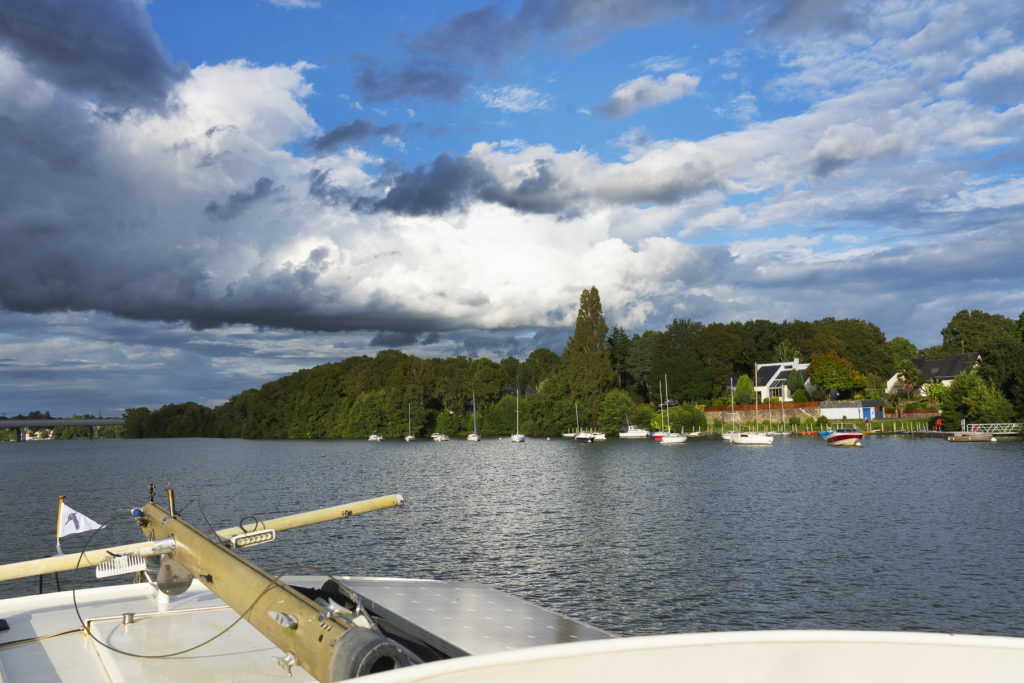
117,290,1024,439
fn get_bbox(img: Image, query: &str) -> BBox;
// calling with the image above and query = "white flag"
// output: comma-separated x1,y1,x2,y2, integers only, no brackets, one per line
57,502,104,539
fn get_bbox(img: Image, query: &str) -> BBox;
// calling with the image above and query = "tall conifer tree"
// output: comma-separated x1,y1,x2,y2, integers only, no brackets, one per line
564,287,615,419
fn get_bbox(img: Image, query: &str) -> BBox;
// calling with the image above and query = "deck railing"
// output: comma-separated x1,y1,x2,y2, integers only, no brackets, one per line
966,423,1021,434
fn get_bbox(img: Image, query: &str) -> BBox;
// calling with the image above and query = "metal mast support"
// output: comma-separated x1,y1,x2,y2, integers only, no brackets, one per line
135,495,411,681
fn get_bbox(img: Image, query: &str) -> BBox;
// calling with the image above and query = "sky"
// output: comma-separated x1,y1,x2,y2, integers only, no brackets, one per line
1,0,1023,417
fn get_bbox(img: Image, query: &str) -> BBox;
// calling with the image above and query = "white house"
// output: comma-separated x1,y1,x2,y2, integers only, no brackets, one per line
885,353,980,396
754,358,814,402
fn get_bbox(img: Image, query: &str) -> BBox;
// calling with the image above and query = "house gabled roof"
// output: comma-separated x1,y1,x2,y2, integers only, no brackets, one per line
754,360,808,387
911,353,979,381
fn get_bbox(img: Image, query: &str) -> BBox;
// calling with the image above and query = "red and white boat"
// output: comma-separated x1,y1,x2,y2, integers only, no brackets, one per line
821,423,863,447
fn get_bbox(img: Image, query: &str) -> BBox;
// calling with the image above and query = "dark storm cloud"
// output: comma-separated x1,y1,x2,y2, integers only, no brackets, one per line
355,58,471,103
307,119,404,154
0,0,187,111
205,177,279,221
345,149,716,217
348,153,583,216
356,0,874,103
361,153,503,215
370,330,421,347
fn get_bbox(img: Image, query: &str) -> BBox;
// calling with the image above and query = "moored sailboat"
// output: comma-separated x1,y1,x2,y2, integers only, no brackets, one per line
405,404,415,441
510,386,525,442
467,393,480,441
730,379,773,446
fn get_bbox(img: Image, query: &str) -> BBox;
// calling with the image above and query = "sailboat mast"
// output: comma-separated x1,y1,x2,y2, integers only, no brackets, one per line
664,374,670,433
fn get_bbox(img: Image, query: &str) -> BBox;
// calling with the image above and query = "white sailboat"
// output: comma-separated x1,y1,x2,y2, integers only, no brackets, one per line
405,404,415,441
655,376,688,446
573,403,594,442
722,377,738,440
467,393,480,441
510,386,526,442
730,380,774,446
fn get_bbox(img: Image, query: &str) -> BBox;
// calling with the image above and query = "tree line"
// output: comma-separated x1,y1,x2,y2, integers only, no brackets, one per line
115,290,1024,438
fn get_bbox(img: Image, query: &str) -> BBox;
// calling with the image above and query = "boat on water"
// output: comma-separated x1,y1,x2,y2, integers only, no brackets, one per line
5,486,1024,682
722,377,738,440
820,423,864,447
572,403,594,442
405,405,415,441
510,387,526,443
947,432,997,442
618,424,650,438
729,432,774,446
430,433,449,442
467,393,480,441
729,378,773,446
657,375,687,445
368,434,384,442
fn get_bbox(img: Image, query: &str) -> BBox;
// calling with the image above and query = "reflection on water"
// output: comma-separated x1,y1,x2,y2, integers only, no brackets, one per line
2,435,1023,636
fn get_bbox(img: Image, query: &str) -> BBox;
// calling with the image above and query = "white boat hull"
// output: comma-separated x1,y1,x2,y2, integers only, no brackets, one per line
730,432,774,446
366,629,1024,683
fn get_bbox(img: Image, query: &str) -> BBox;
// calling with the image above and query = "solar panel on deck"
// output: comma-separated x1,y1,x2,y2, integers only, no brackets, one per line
338,577,614,657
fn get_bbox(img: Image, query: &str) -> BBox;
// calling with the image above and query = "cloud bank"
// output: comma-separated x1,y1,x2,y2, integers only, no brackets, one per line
1,0,1022,415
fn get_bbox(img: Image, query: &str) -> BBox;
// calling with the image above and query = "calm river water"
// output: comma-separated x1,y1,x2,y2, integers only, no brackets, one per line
2,435,1023,637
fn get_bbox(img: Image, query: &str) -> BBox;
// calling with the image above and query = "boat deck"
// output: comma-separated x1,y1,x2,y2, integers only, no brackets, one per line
0,576,610,681
308,577,611,657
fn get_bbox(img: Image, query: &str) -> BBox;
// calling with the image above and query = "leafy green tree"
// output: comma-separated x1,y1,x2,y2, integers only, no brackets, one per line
123,407,152,438
941,309,1014,355
924,381,946,406
786,370,806,401
499,356,521,392
697,322,743,384
51,424,91,439
941,373,1015,425
597,389,635,434
564,287,615,416
773,339,798,362
652,319,716,401
625,330,657,397
483,393,517,436
807,351,867,398
470,358,505,404
739,319,783,371
668,404,706,432
888,337,919,368
345,389,389,438
894,360,922,399
520,348,560,391
607,325,631,389
734,374,755,405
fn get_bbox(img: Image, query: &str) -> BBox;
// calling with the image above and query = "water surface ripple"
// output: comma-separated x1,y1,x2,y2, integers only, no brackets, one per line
2,435,1022,637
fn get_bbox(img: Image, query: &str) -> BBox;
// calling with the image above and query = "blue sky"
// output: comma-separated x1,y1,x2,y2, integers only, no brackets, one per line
1,0,1023,416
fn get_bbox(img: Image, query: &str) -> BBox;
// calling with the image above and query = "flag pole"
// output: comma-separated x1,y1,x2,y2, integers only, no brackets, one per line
56,494,65,555
54,494,65,590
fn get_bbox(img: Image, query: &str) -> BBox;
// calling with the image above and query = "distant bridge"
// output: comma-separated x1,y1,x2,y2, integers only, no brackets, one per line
1,418,125,441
